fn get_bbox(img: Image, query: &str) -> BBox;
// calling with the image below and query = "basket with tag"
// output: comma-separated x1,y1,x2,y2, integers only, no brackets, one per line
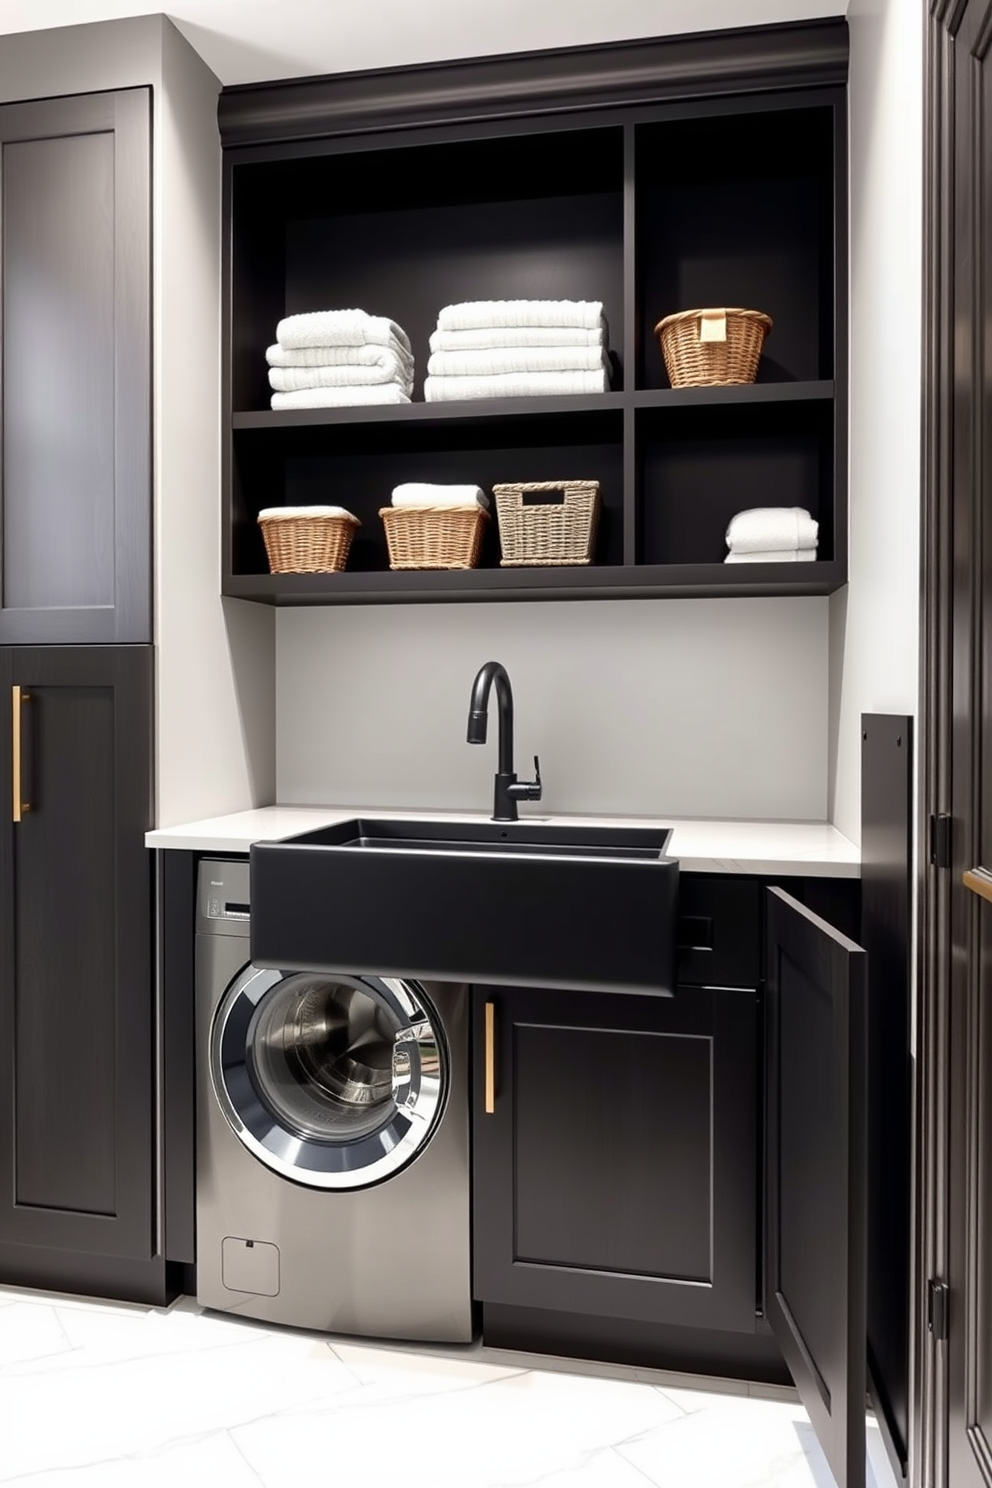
654,307,772,388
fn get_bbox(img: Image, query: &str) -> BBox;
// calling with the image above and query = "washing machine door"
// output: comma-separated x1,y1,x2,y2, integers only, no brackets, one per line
211,968,448,1190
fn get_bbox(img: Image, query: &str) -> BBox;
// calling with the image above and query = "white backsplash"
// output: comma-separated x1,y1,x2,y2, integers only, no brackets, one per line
276,596,829,821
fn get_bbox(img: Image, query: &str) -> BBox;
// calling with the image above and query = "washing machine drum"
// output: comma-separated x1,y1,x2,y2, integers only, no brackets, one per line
211,968,448,1190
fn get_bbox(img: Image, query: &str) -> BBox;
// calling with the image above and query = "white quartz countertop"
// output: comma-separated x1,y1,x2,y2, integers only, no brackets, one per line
145,806,859,877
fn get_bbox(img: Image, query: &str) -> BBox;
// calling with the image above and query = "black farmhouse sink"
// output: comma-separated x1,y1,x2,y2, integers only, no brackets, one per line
250,817,678,996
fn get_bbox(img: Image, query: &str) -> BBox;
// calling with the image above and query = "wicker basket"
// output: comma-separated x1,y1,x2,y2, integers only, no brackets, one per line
493,480,600,567
257,506,360,573
379,505,488,570
654,307,773,388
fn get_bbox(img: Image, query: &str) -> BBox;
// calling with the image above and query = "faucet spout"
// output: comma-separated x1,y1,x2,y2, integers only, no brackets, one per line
466,661,514,776
466,661,541,822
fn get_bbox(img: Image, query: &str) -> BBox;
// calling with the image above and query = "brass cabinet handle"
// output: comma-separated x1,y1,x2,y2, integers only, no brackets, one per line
11,686,30,823
484,1001,496,1114
963,867,992,905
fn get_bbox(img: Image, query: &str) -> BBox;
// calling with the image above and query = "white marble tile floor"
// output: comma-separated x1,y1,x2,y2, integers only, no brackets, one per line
0,1285,899,1488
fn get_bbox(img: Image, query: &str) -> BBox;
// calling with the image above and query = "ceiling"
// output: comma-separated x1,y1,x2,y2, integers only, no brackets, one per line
0,1,847,86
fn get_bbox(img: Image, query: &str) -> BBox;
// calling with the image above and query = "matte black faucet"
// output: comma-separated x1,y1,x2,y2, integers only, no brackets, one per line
466,661,542,822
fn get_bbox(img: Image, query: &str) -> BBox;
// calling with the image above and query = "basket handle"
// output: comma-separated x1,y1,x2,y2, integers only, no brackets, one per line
699,310,727,343
520,487,567,506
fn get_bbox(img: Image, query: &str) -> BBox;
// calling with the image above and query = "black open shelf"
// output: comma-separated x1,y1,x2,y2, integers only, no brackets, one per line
221,36,847,605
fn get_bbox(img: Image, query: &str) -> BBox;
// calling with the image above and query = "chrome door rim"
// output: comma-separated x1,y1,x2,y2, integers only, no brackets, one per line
210,967,448,1190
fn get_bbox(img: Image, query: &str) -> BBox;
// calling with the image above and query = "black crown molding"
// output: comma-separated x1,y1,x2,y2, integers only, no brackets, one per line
218,18,849,150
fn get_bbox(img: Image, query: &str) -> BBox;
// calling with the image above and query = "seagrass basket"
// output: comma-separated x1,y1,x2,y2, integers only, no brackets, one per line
257,506,360,573
654,307,773,388
379,506,488,570
493,480,600,567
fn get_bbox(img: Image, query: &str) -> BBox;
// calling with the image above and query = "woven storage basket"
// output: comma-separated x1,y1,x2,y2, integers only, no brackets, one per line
493,480,600,567
654,307,773,388
379,506,488,570
257,506,360,573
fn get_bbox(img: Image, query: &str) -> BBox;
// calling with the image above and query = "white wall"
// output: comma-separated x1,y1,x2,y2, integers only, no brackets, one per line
154,19,276,823
829,0,922,843
276,599,830,819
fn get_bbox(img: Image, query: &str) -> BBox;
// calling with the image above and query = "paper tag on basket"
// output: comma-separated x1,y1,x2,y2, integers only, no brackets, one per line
698,310,727,343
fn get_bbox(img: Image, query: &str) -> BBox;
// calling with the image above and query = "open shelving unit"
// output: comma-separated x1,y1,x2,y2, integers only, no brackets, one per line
220,23,848,605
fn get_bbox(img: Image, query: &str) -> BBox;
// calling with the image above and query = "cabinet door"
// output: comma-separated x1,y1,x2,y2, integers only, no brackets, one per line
765,887,867,1488
0,646,154,1260
0,89,150,643
473,983,758,1333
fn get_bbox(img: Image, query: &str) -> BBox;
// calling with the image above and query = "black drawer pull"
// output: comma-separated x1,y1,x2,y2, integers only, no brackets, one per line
678,915,714,951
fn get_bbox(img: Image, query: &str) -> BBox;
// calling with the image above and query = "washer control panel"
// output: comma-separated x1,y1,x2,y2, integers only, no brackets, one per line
197,859,251,936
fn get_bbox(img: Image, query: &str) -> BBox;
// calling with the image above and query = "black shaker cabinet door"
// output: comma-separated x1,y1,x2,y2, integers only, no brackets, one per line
765,887,868,1488
0,89,150,644
473,983,758,1334
0,646,154,1261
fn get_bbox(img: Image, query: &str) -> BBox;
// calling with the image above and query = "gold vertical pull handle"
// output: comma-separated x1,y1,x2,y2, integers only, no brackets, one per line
484,1001,496,1115
964,867,992,904
12,686,30,823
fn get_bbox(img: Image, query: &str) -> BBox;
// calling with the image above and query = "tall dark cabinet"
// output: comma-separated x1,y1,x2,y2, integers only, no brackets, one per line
0,89,161,1301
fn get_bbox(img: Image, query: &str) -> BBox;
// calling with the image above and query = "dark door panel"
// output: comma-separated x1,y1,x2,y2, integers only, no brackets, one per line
0,89,150,643
765,887,867,1488
0,646,154,1260
473,983,758,1334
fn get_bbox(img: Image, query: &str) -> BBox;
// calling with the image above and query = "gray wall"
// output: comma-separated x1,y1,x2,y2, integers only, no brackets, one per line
276,598,829,819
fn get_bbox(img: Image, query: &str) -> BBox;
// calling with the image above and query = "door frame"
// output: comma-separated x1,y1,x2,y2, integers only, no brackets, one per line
920,3,975,1486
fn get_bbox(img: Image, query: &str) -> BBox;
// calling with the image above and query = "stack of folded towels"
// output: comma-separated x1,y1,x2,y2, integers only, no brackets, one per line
389,482,489,511
724,506,818,564
267,310,414,409
424,300,611,402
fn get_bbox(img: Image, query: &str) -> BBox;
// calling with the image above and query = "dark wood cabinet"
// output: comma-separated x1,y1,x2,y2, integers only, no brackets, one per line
0,89,151,644
0,646,164,1302
471,876,874,1488
472,982,759,1334
764,886,868,1488
219,24,847,605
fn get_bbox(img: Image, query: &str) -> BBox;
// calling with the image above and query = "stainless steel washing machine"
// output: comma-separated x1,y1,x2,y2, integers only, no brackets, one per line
195,858,472,1342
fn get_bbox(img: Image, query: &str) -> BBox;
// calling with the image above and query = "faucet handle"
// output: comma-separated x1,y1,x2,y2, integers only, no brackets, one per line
510,754,542,803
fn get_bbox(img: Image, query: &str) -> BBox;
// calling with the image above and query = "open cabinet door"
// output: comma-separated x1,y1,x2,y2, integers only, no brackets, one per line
765,887,867,1488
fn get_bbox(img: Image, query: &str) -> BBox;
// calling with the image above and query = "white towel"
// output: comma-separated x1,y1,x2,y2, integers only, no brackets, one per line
425,369,609,401
266,341,414,373
430,326,607,352
391,483,489,509
725,507,819,554
436,300,605,333
724,549,817,564
269,359,413,393
270,386,411,410
258,505,357,521
427,347,610,377
276,310,412,355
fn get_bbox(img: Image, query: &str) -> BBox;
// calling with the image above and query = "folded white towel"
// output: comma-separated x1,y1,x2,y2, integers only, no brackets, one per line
391,483,489,509
724,549,817,564
424,368,609,401
269,358,413,393
430,326,607,352
725,507,819,554
276,310,412,355
270,386,411,410
427,346,610,377
266,341,414,373
436,300,605,332
258,505,357,521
